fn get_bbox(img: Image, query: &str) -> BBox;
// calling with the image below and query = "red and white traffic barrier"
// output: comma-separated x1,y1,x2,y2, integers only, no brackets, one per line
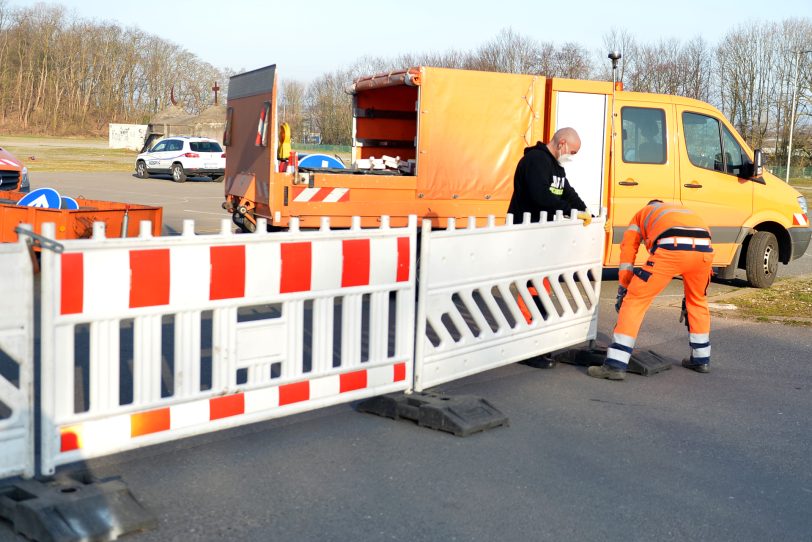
0,233,34,479
39,216,416,475
414,211,605,392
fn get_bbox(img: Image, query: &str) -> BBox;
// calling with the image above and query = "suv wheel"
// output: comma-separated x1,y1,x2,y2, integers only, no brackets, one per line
171,163,187,183
745,231,778,288
135,160,150,179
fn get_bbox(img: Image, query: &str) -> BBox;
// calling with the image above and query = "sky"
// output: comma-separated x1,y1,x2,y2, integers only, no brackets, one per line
8,0,812,83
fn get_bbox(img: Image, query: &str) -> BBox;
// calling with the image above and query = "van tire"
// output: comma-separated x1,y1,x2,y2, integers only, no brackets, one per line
745,231,778,288
171,163,187,183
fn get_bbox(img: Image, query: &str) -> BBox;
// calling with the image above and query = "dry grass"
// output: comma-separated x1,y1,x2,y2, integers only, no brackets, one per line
2,136,136,172
717,277,812,326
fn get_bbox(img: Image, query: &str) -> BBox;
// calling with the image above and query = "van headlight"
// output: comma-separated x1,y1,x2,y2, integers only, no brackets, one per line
799,196,808,215
21,167,30,190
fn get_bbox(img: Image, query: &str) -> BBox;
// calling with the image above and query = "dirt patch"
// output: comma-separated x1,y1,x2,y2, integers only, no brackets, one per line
710,276,812,326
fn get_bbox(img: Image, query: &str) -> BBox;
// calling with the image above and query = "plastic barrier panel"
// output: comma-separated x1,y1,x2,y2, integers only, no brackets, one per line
414,211,604,392
0,234,34,479
39,217,416,475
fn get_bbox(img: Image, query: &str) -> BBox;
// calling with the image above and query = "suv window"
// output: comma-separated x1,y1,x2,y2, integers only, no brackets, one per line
190,141,223,153
166,140,183,152
151,142,167,152
621,107,666,164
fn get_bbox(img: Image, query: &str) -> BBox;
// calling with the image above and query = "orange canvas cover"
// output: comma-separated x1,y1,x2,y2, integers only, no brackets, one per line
416,67,546,200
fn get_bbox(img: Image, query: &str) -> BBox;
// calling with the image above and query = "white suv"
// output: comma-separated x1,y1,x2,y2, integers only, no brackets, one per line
135,136,225,183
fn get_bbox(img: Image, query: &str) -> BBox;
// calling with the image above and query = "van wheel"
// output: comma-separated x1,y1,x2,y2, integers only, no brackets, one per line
171,163,187,183
135,160,150,179
745,231,778,288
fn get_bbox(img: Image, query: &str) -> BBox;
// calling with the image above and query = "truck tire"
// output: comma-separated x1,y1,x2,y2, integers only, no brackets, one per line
171,163,187,183
745,231,778,288
135,160,150,179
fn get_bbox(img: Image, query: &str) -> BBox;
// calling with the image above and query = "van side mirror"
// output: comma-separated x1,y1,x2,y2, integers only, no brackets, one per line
753,148,764,178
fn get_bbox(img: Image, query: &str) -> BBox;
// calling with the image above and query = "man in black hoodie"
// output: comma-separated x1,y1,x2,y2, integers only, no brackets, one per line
508,127,591,225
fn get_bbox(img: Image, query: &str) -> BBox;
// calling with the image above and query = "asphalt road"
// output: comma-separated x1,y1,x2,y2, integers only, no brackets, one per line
1,171,810,541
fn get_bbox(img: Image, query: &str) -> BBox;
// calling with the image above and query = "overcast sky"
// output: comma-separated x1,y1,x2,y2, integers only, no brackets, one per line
9,0,812,82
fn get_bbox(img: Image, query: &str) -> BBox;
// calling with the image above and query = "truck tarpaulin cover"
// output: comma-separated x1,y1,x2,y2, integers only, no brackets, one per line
417,67,546,201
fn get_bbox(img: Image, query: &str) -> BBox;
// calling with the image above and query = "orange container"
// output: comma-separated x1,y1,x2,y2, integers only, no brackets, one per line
0,191,163,243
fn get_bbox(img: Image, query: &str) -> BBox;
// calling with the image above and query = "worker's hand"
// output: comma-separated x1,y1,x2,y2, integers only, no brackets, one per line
577,211,592,227
615,286,627,313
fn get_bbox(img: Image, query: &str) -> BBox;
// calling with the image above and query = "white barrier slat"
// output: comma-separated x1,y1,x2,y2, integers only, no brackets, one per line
414,214,605,392
0,237,34,480
39,218,416,474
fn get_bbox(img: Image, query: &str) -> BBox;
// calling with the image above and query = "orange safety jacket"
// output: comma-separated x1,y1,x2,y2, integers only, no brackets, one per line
618,202,711,287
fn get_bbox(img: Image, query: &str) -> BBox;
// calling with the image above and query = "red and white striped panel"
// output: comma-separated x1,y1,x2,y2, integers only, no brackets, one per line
0,158,21,168
59,237,411,317
292,187,349,203
793,213,809,227
57,363,407,460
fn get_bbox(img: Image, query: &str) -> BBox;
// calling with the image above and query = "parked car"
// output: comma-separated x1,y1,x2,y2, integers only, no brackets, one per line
0,147,31,193
135,136,225,183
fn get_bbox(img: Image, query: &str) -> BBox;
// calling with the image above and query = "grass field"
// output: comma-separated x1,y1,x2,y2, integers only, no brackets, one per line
2,135,136,172
721,277,812,327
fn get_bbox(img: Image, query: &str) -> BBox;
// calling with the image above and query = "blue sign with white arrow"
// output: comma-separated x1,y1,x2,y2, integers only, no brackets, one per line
17,187,62,208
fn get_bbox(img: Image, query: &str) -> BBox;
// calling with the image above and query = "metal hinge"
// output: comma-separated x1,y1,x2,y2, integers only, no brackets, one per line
14,227,65,253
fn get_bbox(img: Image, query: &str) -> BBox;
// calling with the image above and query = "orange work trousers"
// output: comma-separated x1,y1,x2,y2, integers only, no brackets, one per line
606,248,713,370
518,278,552,324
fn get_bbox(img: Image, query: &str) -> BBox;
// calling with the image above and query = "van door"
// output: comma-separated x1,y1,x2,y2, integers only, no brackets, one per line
608,102,677,265
676,109,753,265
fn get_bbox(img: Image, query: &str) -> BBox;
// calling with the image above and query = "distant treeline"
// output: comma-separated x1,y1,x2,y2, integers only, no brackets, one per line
1,1,810,166
0,1,230,135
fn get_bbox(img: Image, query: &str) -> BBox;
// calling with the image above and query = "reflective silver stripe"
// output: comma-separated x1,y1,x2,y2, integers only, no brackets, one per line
619,263,634,271
613,333,636,348
606,347,631,365
647,208,692,232
628,224,640,233
692,346,712,358
657,237,711,246
690,333,710,343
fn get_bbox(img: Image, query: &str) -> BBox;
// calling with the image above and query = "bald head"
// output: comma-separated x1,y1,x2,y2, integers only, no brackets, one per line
548,127,581,161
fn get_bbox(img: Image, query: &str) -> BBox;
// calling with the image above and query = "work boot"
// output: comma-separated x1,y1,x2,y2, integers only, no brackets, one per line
587,364,626,381
681,358,710,373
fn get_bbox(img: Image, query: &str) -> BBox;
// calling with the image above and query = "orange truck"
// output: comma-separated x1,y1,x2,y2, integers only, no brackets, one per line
223,65,811,288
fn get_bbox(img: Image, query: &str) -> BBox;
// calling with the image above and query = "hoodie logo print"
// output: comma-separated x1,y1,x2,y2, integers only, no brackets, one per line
549,175,566,196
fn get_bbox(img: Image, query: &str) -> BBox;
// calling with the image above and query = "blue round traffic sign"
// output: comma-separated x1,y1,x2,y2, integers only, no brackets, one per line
297,153,345,169
17,187,62,208
60,196,79,210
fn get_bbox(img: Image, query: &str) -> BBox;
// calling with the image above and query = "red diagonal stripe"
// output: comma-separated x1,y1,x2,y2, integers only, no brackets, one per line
281,242,312,293
130,249,170,308
396,237,410,282
337,189,350,202
308,188,329,202
210,393,245,420
60,253,84,315
210,245,246,300
342,239,370,287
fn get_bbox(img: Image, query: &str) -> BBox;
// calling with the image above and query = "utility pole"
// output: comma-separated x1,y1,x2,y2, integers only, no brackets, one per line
786,50,812,184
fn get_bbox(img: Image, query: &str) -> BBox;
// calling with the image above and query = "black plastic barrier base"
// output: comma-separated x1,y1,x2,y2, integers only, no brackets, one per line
0,472,156,541
357,392,509,436
556,343,673,376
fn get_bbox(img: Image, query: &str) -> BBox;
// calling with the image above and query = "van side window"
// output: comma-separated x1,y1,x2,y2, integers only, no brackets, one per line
682,112,724,172
621,107,666,164
721,126,745,176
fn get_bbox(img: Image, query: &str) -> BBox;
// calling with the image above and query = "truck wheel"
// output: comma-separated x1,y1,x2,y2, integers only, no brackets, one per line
171,163,187,183
745,231,778,288
135,160,150,179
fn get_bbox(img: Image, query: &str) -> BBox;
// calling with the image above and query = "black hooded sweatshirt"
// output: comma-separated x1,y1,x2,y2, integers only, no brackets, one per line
507,142,587,223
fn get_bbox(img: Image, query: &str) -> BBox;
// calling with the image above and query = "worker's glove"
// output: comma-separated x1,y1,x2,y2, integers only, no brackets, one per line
615,286,627,313
577,211,592,227
679,297,688,328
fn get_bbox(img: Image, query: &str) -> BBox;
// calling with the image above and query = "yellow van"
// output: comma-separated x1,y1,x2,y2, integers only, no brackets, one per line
223,65,810,288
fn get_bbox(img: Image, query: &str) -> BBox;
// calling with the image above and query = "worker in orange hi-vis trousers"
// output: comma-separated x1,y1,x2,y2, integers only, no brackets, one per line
588,200,714,381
